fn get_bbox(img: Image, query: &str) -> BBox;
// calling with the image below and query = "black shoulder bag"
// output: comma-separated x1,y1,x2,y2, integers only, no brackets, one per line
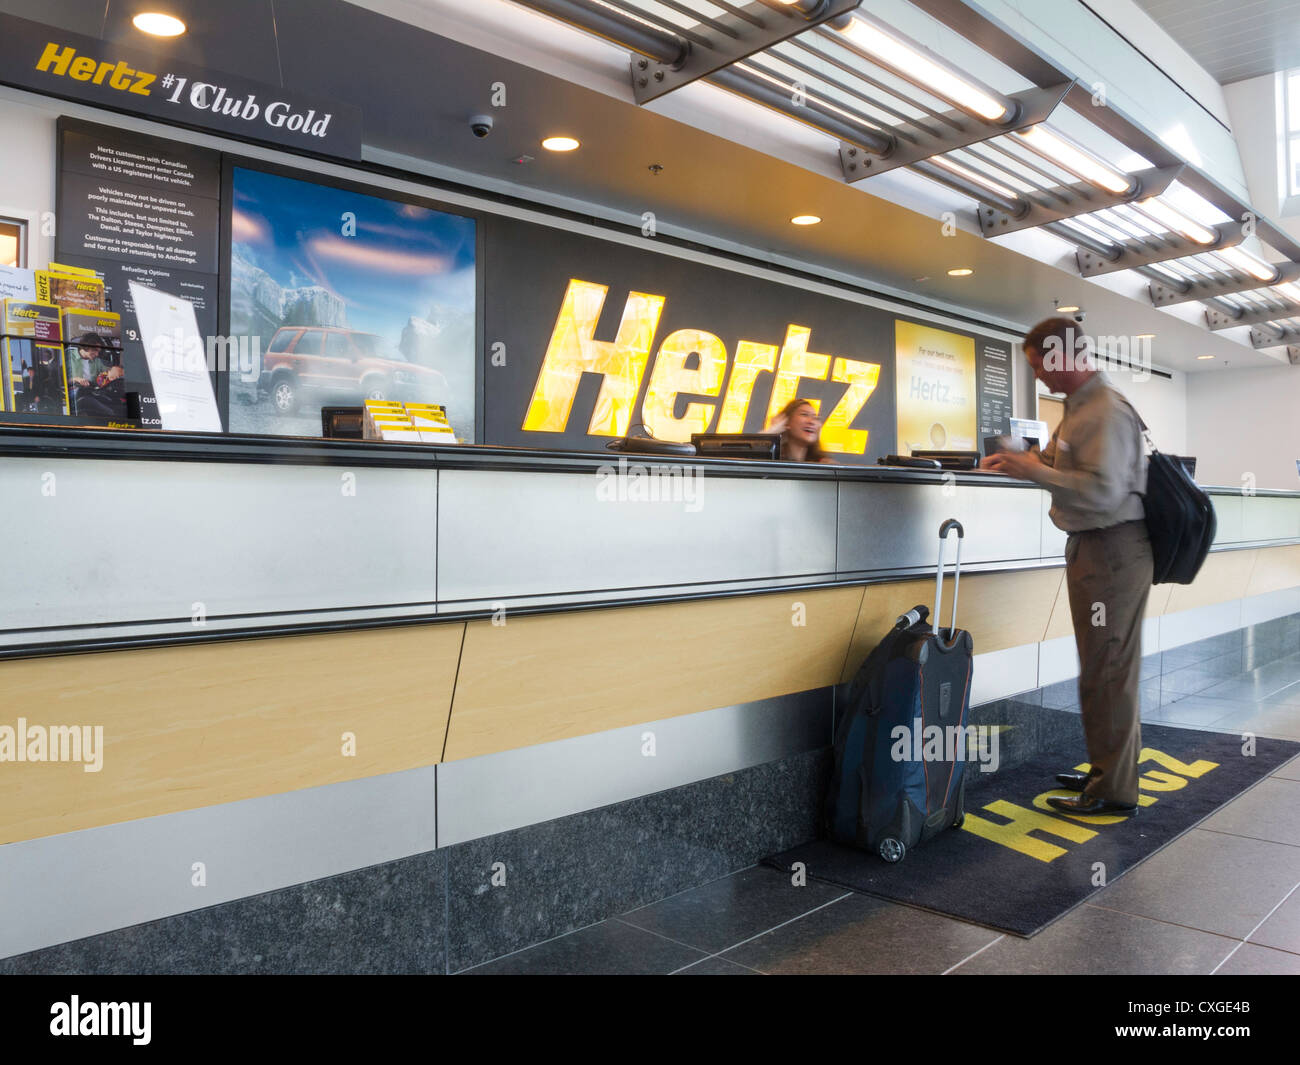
1121,400,1216,585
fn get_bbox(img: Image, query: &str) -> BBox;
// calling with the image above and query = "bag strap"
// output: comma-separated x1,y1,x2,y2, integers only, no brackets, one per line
1113,392,1158,455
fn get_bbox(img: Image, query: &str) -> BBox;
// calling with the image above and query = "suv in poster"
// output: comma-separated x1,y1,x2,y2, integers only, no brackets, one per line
227,166,476,440
259,325,446,414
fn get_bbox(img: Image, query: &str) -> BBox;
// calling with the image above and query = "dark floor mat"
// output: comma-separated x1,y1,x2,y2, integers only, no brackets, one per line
764,724,1300,937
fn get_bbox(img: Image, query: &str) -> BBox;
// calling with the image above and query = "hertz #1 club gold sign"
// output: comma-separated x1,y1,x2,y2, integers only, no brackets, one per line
522,279,882,454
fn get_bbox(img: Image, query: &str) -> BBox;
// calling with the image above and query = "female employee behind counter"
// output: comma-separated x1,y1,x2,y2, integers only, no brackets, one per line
766,397,835,464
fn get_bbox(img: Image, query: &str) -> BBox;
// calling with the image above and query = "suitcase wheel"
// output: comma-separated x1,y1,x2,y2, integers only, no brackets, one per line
878,837,905,863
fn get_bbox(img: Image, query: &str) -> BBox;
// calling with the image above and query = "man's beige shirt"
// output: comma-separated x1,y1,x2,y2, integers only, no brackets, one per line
1038,373,1147,532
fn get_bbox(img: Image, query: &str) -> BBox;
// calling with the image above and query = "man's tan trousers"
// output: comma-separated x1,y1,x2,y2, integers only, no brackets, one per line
1064,519,1154,805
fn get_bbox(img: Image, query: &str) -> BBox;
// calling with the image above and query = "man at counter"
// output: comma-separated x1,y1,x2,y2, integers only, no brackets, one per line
981,318,1150,816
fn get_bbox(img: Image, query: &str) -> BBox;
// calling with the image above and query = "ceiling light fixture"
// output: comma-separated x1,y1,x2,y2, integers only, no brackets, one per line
1196,354,1215,360
1012,125,1134,195
1216,245,1280,282
1272,281,1300,302
1056,305,1080,314
1134,198,1217,245
830,15,1011,122
790,215,821,226
541,136,580,152
1136,333,1155,339
132,12,186,36
947,268,973,277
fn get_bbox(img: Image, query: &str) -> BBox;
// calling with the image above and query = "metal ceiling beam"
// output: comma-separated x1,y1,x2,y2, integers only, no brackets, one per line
838,81,1072,180
978,164,1183,237
906,0,1300,266
908,158,1025,217
628,0,862,104
709,66,891,154
1250,323,1300,348
1076,222,1246,277
1205,299,1300,330
1045,222,1123,261
1149,263,1300,307
511,1,1101,264
517,0,687,65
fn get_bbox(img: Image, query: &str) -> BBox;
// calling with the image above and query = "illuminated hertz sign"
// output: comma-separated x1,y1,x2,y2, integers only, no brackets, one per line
522,279,881,454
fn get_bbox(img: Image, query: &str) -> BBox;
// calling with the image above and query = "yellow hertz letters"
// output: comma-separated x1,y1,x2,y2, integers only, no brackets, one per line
36,42,155,96
523,279,882,452
962,747,1219,862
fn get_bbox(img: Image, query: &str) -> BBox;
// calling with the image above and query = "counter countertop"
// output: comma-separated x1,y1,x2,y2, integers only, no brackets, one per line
2,425,1295,496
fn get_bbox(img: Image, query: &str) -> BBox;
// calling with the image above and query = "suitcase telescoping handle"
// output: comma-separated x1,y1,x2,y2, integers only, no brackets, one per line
933,519,964,650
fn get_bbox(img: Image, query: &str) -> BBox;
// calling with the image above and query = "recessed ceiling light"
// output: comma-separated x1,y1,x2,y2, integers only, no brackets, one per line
541,136,580,152
132,12,186,36
947,268,973,277
791,215,821,226
1196,354,1215,360
1136,333,1155,339
1056,305,1080,313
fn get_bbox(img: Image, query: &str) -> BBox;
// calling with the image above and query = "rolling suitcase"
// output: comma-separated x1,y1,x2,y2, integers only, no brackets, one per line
826,519,975,863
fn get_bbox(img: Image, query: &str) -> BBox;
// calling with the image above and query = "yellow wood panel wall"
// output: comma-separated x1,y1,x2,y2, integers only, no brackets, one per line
1165,549,1258,614
1046,573,1175,642
10,543,1300,844
1246,544,1300,598
443,587,865,761
840,567,1064,682
0,625,463,846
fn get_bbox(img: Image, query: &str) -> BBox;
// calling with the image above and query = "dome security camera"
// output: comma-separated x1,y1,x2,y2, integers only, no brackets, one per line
469,114,493,139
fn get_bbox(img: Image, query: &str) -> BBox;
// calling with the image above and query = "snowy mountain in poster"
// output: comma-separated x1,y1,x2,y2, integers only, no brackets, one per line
227,167,476,440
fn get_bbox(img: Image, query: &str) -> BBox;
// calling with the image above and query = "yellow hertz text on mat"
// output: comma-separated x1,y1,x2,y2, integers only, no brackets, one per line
961,747,1219,862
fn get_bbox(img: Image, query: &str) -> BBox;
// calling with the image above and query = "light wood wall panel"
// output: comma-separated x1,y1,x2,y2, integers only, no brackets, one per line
443,587,865,761
12,543,1300,843
1245,544,1300,598
1165,549,1257,614
840,577,933,684
0,625,463,845
1044,561,1177,641
840,567,1064,683
1147,583,1175,619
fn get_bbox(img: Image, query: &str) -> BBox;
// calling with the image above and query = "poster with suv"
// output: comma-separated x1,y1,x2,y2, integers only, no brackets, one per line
227,166,477,440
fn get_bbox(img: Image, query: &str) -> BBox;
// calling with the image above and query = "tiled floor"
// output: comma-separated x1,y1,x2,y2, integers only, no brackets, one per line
464,652,1300,975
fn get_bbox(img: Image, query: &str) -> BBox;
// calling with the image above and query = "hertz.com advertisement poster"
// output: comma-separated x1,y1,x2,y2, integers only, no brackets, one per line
894,320,979,455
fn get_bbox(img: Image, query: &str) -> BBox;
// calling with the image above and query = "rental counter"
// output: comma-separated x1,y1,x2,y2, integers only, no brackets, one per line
2,427,1299,967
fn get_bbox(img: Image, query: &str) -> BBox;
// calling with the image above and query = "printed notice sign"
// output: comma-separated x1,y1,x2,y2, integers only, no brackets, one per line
978,339,1013,438
57,120,224,426
129,282,221,432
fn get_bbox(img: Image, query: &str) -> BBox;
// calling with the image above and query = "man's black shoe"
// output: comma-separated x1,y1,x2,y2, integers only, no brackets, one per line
1047,794,1138,816
1054,771,1096,791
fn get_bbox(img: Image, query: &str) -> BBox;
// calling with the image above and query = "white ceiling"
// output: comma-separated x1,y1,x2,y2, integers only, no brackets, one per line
1133,0,1300,85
